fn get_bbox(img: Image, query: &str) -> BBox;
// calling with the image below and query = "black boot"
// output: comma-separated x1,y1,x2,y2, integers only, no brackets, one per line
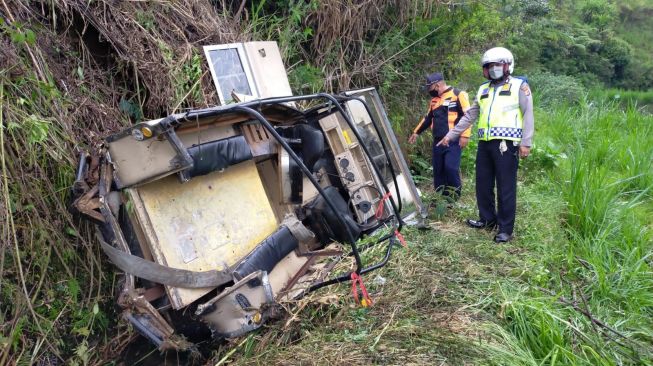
494,232,513,243
466,219,496,230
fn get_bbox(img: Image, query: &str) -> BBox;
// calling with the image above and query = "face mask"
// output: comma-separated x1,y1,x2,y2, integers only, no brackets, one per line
489,65,504,80
429,89,439,97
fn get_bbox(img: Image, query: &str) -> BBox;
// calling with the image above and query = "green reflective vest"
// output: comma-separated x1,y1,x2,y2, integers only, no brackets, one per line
476,77,524,142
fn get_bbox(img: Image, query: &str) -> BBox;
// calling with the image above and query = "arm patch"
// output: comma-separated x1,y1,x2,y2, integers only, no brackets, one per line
520,83,531,96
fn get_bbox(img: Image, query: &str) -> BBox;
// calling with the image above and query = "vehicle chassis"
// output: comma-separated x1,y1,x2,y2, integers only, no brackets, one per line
72,91,422,350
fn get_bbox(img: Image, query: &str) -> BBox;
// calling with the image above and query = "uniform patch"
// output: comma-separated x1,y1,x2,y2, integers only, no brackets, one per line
520,83,531,96
499,83,512,96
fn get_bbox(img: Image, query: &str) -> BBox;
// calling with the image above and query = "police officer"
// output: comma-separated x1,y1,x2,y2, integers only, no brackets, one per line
437,47,534,243
409,72,471,199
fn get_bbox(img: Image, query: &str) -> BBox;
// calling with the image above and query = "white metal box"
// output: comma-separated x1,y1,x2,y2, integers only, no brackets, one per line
204,41,292,104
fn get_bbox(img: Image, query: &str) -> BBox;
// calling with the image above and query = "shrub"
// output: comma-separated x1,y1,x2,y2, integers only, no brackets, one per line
579,0,617,31
526,71,586,107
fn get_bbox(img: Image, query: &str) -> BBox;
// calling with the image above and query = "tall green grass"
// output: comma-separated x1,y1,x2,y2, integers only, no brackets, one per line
589,88,653,114
485,94,653,365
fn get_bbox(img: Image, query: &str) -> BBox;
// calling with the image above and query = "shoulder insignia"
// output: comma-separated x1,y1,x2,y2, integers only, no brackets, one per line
520,83,531,96
513,75,529,84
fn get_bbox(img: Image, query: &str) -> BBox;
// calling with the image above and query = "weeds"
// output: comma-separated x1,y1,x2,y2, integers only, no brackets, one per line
480,93,653,365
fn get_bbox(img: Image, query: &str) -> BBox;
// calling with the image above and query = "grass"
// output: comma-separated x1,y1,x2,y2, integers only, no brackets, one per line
1,1,652,364
0,32,118,366
194,190,552,364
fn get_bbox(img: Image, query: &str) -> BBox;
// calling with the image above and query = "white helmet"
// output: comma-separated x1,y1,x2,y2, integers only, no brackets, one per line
481,47,514,74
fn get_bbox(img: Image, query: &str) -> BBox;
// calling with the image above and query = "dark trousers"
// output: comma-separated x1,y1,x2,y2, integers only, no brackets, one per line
432,140,462,198
475,140,519,234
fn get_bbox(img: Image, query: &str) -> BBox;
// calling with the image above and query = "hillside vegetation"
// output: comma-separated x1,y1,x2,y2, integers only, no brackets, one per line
1,0,651,364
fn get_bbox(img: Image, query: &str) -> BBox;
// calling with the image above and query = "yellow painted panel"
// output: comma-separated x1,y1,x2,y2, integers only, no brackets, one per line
134,160,278,309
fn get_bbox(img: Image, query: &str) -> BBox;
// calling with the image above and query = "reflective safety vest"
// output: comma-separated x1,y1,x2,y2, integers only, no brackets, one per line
476,77,524,142
412,87,471,138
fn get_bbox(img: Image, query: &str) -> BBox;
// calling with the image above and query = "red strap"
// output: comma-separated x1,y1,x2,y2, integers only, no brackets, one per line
395,230,407,248
375,192,393,219
350,273,360,304
350,272,373,307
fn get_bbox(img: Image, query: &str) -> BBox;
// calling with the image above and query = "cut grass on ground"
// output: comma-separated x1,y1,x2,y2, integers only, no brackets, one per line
196,179,570,365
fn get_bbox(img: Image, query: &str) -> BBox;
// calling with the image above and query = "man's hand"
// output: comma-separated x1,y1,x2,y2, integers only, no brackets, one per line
408,133,418,144
519,146,530,158
459,136,469,149
436,136,450,147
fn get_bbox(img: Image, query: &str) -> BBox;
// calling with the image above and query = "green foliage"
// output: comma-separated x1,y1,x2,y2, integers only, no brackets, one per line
509,18,610,84
1,19,37,47
521,140,567,177
118,97,143,122
527,71,586,107
66,279,81,303
599,36,632,81
179,52,204,105
615,1,653,90
288,63,323,95
248,0,317,63
503,0,650,89
579,0,617,30
589,88,653,112
408,153,432,185
493,97,653,365
518,0,552,19
459,136,478,176
135,10,156,31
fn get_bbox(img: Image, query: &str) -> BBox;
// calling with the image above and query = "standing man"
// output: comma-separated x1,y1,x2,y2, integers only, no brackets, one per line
409,72,471,199
437,47,534,243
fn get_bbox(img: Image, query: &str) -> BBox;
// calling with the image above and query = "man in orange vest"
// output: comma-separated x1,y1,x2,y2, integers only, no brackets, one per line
409,72,471,199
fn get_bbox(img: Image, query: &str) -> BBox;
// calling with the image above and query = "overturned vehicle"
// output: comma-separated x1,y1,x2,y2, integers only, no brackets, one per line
71,42,426,350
